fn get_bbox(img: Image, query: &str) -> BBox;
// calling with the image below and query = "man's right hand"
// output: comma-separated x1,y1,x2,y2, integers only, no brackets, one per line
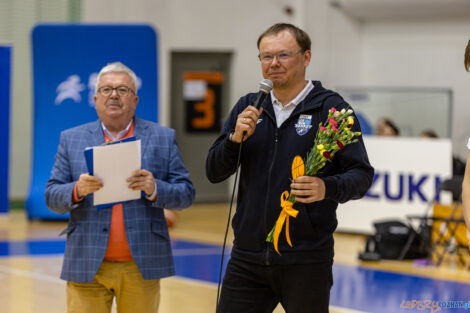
230,106,263,143
76,174,103,198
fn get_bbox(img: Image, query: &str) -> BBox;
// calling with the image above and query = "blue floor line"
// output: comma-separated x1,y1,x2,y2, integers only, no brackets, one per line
1,238,469,313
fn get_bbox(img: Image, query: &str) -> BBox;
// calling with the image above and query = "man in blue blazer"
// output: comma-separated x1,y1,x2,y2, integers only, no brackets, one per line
45,62,195,313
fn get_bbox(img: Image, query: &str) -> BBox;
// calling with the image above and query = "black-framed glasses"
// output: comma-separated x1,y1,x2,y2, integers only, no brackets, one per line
97,86,135,97
258,49,305,63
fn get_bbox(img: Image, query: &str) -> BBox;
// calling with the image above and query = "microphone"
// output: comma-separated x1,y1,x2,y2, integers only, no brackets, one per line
252,79,273,109
239,79,273,140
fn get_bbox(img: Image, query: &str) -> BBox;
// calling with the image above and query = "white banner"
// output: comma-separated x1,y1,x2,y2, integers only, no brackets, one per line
337,136,453,233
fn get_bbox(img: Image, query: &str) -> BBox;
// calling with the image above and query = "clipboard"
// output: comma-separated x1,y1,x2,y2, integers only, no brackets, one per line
83,136,141,209
84,136,137,175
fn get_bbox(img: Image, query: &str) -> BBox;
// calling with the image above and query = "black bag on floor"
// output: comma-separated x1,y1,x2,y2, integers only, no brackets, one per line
359,220,429,260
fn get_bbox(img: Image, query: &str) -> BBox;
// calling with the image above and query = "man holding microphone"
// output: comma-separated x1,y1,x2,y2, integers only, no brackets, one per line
206,23,374,313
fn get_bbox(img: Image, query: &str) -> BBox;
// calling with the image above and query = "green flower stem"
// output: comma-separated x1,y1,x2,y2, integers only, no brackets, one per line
266,107,361,245
266,194,296,243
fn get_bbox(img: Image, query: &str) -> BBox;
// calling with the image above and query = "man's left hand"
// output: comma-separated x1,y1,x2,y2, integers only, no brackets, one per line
127,169,155,196
290,176,325,203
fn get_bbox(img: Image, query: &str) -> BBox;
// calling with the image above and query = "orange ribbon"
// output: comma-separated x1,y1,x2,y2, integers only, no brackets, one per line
273,191,299,255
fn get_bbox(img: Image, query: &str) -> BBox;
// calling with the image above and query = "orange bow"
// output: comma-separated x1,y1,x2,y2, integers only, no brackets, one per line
273,191,299,255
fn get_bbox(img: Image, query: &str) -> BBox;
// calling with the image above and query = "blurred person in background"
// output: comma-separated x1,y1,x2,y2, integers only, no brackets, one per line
420,129,438,139
420,129,465,177
206,23,374,313
376,117,400,136
461,40,470,248
45,62,195,313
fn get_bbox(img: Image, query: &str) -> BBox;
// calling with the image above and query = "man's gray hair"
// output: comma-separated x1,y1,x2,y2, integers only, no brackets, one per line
95,62,138,94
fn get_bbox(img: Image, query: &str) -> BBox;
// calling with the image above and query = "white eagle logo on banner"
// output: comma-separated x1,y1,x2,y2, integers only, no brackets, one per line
55,73,142,107
55,75,85,105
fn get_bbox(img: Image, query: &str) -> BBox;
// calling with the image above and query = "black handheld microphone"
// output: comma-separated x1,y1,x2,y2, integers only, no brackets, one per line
252,79,273,109
239,79,274,139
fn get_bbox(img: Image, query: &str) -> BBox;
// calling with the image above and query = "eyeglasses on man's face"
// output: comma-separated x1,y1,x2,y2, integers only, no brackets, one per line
97,86,135,97
258,49,305,64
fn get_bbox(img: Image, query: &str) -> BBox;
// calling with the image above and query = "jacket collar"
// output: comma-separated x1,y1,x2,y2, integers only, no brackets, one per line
87,119,105,147
133,116,151,158
85,116,150,155
289,80,341,116
263,81,336,123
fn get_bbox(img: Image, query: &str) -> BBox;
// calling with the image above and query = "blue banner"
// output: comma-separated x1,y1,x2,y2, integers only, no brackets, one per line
0,46,11,214
26,24,158,219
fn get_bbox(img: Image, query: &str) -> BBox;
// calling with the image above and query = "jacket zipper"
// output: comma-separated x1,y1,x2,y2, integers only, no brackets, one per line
261,102,308,264
263,126,279,265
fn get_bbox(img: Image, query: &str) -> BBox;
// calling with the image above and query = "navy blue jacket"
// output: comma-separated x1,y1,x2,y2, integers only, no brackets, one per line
206,81,374,265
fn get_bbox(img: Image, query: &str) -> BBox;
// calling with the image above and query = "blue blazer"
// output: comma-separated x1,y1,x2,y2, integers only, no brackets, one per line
45,116,195,283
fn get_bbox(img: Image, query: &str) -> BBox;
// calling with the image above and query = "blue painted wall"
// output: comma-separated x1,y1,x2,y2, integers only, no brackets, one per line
0,46,11,214
26,24,158,219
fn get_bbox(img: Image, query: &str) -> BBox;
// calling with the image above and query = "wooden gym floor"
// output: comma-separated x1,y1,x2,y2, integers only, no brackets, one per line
1,203,470,313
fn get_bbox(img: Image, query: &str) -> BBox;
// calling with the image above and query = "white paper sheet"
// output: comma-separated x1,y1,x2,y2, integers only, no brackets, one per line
92,140,141,206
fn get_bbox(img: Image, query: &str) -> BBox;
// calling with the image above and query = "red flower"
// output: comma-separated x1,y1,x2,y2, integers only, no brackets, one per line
332,126,338,133
337,140,344,150
330,108,337,112
328,118,338,128
320,126,327,131
322,151,332,159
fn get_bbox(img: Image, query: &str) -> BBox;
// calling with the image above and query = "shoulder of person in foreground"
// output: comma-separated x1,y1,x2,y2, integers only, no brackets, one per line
461,139,470,233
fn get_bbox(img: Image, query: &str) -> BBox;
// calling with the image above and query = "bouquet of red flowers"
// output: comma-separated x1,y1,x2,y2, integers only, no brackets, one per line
266,107,362,255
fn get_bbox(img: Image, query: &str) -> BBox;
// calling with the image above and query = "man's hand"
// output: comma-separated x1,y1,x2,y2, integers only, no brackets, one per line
230,106,263,143
290,176,326,203
76,174,103,198
127,169,156,196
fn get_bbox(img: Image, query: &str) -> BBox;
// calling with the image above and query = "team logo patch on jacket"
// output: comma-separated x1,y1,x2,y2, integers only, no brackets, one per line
294,114,312,135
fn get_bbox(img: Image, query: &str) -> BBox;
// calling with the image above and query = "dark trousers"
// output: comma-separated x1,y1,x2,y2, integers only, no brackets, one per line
217,258,333,313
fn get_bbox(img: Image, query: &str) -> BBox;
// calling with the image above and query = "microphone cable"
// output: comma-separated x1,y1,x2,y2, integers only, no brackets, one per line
215,132,245,313
214,79,272,312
